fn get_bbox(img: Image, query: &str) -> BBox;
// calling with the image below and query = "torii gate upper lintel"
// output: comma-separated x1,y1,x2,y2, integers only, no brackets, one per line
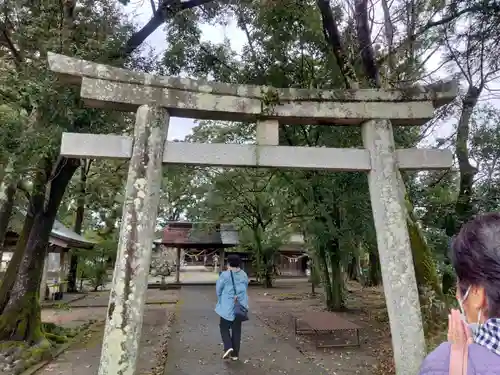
47,52,458,375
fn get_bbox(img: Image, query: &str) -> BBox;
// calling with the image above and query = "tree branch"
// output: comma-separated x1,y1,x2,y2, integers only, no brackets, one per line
380,0,395,73
0,22,22,67
115,0,215,59
377,2,500,67
316,0,358,89
355,0,380,87
454,84,482,228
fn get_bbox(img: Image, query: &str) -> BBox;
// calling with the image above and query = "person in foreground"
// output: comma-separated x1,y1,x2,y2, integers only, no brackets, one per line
419,212,500,374
215,254,249,361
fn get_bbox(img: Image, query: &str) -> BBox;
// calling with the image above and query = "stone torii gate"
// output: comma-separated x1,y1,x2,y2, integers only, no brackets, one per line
48,53,457,375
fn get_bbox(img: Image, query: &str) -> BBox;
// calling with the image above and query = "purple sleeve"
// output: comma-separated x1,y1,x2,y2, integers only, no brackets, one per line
418,342,450,375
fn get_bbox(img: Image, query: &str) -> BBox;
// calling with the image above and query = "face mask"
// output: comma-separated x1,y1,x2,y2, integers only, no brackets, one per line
458,285,482,336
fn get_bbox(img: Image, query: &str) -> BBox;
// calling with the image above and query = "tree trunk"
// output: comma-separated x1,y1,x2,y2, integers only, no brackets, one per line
367,248,382,286
308,258,320,295
68,161,89,293
327,238,346,311
454,85,481,231
348,255,358,281
0,183,16,263
400,183,443,298
0,212,55,342
263,250,274,288
0,212,34,311
0,160,50,313
407,213,443,297
353,245,366,286
309,205,345,310
252,225,274,288
315,240,337,310
0,157,79,343
263,258,273,288
320,254,335,310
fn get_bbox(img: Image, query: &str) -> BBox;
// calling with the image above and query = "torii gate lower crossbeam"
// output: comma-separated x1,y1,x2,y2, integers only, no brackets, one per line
47,53,458,375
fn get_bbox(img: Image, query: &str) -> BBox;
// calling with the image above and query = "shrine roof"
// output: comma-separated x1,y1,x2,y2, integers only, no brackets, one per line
50,220,96,249
154,221,239,249
6,209,95,250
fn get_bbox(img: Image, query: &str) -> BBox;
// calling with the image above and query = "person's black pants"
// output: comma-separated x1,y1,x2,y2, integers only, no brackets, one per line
219,317,242,356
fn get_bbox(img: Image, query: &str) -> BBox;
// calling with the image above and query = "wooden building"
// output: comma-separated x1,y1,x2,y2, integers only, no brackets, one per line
152,222,309,280
228,234,308,277
1,219,95,300
153,221,239,282
275,234,309,277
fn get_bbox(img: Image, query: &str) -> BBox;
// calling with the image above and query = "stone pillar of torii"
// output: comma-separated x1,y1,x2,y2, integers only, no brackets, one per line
47,52,457,375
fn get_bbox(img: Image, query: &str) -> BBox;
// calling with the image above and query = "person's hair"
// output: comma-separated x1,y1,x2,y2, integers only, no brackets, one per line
451,212,500,317
227,254,241,268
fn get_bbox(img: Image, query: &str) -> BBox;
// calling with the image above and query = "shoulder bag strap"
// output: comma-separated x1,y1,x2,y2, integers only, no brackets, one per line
230,270,238,300
449,342,469,375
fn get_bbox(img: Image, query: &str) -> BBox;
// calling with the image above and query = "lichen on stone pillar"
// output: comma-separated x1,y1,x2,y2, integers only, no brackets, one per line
98,105,169,375
361,119,426,375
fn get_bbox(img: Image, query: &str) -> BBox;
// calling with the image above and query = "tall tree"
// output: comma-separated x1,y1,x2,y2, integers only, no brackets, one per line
0,0,215,344
0,0,131,342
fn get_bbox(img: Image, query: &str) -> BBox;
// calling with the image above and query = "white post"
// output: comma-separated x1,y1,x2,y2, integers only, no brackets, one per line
256,120,279,145
98,105,169,375
175,247,181,283
59,250,66,293
361,119,426,375
39,254,49,302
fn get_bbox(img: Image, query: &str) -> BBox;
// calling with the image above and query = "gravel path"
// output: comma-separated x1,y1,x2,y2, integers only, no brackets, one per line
164,286,327,375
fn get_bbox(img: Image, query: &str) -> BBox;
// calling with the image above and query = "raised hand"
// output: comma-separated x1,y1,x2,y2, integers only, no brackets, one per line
448,308,473,345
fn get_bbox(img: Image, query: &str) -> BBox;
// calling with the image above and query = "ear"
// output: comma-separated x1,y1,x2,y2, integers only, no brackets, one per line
471,285,488,309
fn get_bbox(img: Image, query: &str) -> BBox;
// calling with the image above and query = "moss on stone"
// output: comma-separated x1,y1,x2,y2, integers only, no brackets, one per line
25,346,51,362
0,319,95,375
0,341,27,351
0,340,51,375
44,332,68,344
260,87,280,115
0,292,77,349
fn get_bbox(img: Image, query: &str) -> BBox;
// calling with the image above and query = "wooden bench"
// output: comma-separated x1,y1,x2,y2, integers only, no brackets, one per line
293,311,361,349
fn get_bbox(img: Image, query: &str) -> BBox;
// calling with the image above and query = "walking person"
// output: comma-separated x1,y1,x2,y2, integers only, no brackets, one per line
215,254,249,360
419,212,500,374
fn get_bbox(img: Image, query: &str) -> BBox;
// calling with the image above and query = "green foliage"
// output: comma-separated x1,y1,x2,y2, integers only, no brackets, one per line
192,164,290,287
75,232,117,291
158,165,199,224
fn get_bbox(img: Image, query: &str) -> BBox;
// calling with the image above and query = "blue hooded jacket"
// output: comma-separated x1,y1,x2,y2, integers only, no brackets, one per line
215,269,249,321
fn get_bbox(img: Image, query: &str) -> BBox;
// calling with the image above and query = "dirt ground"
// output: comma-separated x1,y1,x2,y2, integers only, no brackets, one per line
37,305,176,375
249,279,395,375
33,280,416,375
